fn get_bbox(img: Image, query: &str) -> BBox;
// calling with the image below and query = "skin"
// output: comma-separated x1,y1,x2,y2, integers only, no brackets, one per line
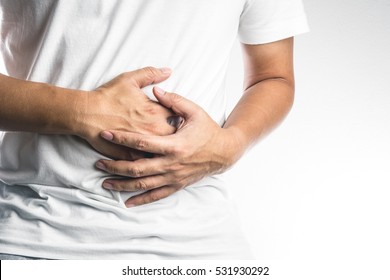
0,38,295,208
95,37,296,207
0,67,178,160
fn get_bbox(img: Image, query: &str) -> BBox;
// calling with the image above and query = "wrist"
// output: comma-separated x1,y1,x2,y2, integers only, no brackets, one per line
0,74,89,136
51,85,89,137
216,126,247,171
69,90,97,139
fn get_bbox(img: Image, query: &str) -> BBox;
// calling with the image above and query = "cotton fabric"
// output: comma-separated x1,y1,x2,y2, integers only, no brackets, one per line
0,0,308,259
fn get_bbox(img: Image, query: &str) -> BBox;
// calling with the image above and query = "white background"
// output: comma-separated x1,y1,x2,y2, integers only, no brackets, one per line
1,1,389,279
225,0,390,277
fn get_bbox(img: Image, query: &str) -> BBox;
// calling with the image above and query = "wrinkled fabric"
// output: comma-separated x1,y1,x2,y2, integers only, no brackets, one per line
0,0,308,259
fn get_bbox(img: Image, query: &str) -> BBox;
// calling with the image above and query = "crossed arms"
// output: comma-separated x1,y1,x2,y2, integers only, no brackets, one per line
0,38,295,207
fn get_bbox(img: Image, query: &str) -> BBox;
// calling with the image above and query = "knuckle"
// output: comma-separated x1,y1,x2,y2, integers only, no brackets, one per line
127,166,143,177
115,134,126,146
136,180,149,191
135,138,148,150
148,192,161,203
142,66,158,79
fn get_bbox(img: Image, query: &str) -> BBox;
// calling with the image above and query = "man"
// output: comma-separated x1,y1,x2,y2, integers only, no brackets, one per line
0,0,308,259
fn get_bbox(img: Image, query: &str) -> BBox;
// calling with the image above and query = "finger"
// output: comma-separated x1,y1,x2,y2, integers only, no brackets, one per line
100,130,175,155
102,174,168,192
125,185,179,207
153,86,202,119
126,67,172,88
96,157,167,178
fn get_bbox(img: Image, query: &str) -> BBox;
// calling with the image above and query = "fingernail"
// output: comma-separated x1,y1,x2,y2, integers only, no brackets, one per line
159,67,172,74
101,131,113,141
103,182,114,190
126,202,136,208
95,161,106,171
154,86,166,96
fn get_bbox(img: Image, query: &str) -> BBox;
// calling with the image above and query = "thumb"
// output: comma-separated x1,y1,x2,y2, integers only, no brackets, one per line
153,86,201,119
128,66,172,88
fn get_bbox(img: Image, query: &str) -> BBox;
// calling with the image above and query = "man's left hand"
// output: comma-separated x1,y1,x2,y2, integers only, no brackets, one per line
95,86,244,207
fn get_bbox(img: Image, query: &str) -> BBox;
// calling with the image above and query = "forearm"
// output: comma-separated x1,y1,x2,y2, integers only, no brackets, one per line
0,68,176,160
0,73,85,135
221,38,295,164
223,78,294,161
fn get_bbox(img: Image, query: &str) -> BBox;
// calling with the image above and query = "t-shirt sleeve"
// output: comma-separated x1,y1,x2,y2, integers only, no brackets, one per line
238,0,309,44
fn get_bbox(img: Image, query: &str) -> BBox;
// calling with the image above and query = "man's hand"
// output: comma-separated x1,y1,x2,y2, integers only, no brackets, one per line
95,87,245,207
76,67,178,160
94,38,295,206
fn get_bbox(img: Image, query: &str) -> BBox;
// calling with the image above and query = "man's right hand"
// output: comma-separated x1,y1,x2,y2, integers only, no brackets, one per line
76,67,177,160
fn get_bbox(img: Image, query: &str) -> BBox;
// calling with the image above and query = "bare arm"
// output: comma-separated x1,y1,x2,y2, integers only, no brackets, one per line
96,37,296,206
0,67,177,160
0,73,84,134
223,37,295,158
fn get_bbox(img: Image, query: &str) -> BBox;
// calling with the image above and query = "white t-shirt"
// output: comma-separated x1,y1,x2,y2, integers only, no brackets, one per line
0,0,308,259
